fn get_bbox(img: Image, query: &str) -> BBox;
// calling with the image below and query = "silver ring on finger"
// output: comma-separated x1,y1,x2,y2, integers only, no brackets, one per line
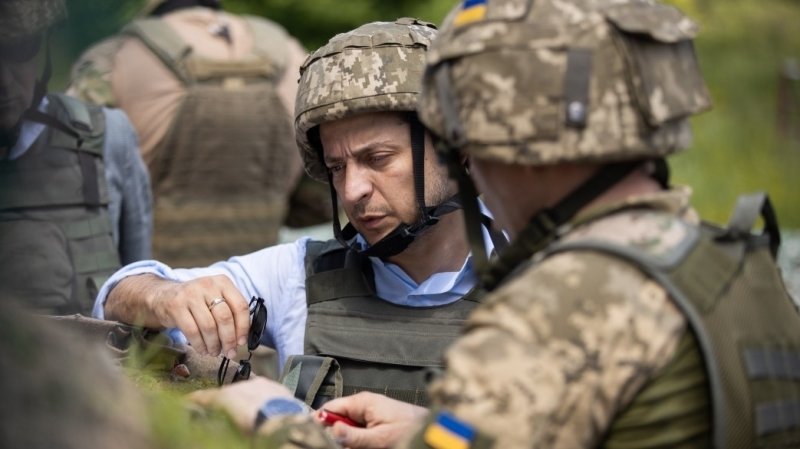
207,297,225,311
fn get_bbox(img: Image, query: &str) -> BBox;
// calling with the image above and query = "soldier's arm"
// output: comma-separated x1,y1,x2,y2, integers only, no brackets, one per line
396,252,687,449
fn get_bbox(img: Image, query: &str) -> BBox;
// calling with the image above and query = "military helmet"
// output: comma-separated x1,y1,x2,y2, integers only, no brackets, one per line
0,0,67,43
420,0,712,166
295,18,438,182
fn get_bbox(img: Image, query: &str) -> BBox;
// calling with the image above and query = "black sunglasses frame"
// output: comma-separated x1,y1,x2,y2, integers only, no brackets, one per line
217,296,267,386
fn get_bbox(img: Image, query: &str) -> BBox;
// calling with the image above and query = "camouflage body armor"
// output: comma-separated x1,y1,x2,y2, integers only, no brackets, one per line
280,240,483,407
0,94,120,314
540,194,800,448
124,17,296,267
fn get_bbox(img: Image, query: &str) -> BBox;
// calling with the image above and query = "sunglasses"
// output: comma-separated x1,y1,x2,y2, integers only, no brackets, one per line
217,296,267,386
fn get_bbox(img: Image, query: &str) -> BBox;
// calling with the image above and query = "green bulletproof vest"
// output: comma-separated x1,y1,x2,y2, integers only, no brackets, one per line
0,94,121,314
294,240,484,407
124,17,297,267
546,194,800,449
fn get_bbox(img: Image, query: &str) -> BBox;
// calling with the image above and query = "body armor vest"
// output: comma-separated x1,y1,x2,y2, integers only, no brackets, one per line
545,194,800,449
0,94,120,314
291,240,484,407
124,17,296,267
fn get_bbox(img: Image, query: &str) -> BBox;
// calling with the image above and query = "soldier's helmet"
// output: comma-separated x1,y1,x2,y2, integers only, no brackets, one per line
0,0,67,43
295,18,438,182
420,0,712,166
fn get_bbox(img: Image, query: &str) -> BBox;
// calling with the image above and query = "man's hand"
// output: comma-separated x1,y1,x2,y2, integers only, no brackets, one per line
106,273,250,359
187,376,293,433
318,392,428,449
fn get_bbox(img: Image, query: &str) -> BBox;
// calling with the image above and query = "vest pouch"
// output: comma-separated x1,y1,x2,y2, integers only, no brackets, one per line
279,355,343,409
603,2,712,127
0,220,74,311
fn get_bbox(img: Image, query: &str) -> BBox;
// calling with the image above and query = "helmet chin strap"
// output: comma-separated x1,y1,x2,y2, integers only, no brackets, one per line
326,116,461,259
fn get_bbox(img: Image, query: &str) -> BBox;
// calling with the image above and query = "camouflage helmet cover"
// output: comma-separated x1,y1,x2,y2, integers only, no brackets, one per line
419,0,712,166
0,0,67,42
295,18,438,181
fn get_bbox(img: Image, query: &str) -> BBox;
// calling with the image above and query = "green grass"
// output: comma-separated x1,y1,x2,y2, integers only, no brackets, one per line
666,0,800,227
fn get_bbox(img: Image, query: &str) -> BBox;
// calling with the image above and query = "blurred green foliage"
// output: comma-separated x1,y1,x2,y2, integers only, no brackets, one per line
53,0,800,226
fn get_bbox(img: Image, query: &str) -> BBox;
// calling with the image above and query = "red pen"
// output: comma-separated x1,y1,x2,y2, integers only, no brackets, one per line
318,409,363,428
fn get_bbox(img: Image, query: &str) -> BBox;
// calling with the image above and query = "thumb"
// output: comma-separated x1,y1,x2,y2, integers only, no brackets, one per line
185,388,219,407
331,423,364,449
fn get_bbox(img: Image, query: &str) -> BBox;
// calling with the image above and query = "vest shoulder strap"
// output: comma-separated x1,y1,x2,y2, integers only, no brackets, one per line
46,93,106,156
241,15,289,77
50,93,93,133
304,239,375,306
123,18,192,84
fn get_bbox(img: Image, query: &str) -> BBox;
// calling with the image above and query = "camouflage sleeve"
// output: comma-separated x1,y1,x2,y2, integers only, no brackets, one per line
67,35,125,107
401,251,687,449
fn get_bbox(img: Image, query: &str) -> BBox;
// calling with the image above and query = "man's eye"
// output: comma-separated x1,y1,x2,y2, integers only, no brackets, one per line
368,155,388,166
327,164,344,174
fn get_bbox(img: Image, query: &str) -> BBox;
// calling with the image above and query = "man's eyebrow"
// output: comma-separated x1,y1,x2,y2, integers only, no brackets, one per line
323,140,403,165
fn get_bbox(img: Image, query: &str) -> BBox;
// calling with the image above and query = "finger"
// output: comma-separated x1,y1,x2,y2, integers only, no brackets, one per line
220,285,251,347
189,299,223,356
331,424,388,449
321,392,375,423
208,300,238,359
172,308,207,355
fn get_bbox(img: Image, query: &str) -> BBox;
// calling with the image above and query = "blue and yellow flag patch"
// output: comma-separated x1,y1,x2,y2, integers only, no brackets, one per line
453,0,488,28
423,411,476,449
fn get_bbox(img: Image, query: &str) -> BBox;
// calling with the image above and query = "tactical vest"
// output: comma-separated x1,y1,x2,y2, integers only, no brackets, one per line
286,240,484,408
124,16,296,267
544,194,800,449
0,94,121,314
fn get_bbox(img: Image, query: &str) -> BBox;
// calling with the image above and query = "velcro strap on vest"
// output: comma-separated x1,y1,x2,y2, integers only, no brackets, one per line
62,214,113,239
280,355,343,409
342,385,429,407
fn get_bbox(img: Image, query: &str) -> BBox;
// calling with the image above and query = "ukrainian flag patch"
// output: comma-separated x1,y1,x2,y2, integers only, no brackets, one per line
423,411,475,449
453,0,488,28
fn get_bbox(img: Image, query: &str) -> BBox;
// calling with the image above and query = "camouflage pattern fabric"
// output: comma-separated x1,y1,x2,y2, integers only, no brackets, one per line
398,189,696,449
0,0,66,41
419,0,711,166
68,36,124,106
294,18,437,181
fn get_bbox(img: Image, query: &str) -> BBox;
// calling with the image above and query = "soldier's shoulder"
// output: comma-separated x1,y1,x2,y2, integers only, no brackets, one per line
73,35,127,74
561,207,698,265
69,35,127,106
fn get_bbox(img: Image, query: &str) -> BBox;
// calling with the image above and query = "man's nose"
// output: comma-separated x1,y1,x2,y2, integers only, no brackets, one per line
341,164,373,205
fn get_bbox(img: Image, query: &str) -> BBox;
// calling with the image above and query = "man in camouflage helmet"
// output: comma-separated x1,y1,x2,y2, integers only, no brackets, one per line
94,18,505,408
0,0,152,314
186,0,800,448
68,0,332,268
